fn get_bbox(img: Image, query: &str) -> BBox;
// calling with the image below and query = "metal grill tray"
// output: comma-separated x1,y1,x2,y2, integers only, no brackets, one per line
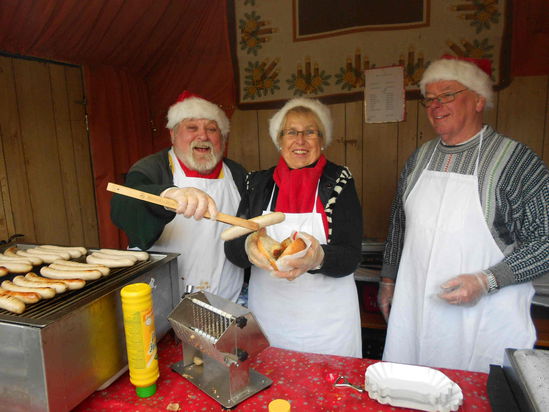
0,245,177,327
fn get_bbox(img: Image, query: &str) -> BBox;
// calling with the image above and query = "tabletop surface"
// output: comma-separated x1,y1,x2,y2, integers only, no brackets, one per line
74,331,490,412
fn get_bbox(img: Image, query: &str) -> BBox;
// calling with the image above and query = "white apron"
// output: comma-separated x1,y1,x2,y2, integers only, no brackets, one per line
152,149,243,301
383,129,536,372
248,185,362,358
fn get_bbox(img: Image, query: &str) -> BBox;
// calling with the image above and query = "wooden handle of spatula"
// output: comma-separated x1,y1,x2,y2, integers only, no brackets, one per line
107,183,260,231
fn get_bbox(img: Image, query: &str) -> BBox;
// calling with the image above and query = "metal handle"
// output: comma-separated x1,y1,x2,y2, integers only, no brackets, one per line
334,376,364,393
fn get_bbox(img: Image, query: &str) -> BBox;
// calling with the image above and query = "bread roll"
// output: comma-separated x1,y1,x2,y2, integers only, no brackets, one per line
256,229,306,271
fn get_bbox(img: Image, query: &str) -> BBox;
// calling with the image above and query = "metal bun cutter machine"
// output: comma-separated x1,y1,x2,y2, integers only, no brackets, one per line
168,291,272,408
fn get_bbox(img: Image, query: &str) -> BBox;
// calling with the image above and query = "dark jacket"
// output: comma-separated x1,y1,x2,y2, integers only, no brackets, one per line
224,160,363,277
111,147,247,250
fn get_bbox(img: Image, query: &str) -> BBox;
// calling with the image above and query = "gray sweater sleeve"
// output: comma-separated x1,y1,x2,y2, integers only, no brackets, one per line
489,145,549,287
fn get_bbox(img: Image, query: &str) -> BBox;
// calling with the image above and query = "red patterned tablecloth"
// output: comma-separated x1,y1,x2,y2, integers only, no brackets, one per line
74,332,490,411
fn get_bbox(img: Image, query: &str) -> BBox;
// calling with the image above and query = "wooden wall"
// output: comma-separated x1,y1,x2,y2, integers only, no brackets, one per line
0,56,99,247
0,54,546,248
228,75,549,241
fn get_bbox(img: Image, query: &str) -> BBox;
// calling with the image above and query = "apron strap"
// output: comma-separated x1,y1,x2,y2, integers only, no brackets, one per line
473,125,486,176
267,184,276,211
267,181,321,213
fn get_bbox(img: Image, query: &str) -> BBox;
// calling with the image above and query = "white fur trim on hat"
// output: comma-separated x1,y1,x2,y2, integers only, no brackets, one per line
419,58,494,108
269,98,333,147
166,97,230,137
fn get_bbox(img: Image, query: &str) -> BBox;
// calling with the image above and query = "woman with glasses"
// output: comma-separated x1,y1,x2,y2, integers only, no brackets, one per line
225,98,363,357
379,57,549,372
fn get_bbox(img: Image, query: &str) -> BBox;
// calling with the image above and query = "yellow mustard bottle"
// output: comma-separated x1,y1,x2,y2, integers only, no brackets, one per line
121,283,159,398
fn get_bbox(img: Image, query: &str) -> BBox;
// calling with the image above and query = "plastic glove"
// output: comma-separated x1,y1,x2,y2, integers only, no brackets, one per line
377,278,395,322
273,232,324,281
161,187,217,220
244,231,273,271
438,272,488,306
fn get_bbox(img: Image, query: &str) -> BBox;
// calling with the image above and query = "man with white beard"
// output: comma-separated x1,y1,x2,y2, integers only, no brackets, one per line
111,91,247,301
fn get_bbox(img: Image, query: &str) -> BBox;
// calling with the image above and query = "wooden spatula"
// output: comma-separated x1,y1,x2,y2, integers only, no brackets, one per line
107,183,260,231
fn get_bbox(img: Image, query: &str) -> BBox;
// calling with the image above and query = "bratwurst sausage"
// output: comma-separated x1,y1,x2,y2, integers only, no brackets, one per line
24,248,70,261
0,288,40,304
13,275,68,294
86,254,135,268
1,280,56,299
0,293,25,314
4,247,43,265
220,212,286,241
40,266,102,281
0,260,33,273
51,259,110,276
98,249,149,261
90,251,138,263
38,245,87,258
25,272,86,290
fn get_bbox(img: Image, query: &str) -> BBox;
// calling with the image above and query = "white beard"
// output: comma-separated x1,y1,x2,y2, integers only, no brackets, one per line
180,141,224,173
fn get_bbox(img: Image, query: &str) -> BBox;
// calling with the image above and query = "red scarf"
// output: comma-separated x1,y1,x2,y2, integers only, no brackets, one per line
177,157,223,179
273,155,329,236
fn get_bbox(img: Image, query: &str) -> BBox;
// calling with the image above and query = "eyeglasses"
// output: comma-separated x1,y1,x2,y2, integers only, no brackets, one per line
420,89,469,108
282,129,321,138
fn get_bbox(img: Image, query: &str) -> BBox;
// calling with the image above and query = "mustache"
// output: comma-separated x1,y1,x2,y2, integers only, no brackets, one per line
191,141,213,150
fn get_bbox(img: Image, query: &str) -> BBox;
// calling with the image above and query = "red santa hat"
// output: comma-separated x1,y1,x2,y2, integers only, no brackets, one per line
419,55,494,108
166,90,230,137
269,97,333,147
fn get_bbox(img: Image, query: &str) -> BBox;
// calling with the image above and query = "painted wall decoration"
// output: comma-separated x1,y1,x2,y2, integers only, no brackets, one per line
231,0,511,109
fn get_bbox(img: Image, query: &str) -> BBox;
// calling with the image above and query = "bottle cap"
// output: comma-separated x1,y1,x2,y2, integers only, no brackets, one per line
136,383,157,398
268,399,291,412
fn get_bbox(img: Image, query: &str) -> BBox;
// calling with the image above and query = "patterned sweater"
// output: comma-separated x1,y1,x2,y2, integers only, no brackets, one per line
381,125,549,288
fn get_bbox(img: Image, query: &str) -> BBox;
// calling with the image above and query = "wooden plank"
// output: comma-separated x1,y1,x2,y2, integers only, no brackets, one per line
257,109,279,170
228,109,260,171
497,76,547,157
362,122,398,240
360,310,387,330
50,64,85,245
397,99,419,176
0,57,17,240
417,104,437,146
14,58,70,244
325,103,345,167
543,75,549,165
483,91,498,130
0,142,9,240
344,101,364,204
65,66,99,247
1,57,36,242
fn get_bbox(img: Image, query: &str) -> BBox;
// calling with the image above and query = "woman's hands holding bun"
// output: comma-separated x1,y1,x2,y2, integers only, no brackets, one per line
244,229,324,280
273,232,324,281
245,230,276,271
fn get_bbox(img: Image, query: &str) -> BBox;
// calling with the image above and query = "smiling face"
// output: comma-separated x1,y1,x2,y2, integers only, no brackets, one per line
170,118,225,173
279,111,323,169
425,80,485,145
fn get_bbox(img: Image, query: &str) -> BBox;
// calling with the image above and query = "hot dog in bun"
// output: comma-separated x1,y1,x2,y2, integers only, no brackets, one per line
256,229,306,271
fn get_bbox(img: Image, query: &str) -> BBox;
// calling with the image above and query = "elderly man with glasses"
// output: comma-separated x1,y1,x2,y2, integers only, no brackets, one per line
378,56,549,373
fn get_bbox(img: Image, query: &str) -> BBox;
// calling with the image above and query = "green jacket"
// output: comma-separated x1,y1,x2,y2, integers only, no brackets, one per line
111,148,247,250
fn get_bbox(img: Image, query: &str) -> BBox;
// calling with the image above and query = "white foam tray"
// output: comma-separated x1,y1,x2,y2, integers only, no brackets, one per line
365,362,463,411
